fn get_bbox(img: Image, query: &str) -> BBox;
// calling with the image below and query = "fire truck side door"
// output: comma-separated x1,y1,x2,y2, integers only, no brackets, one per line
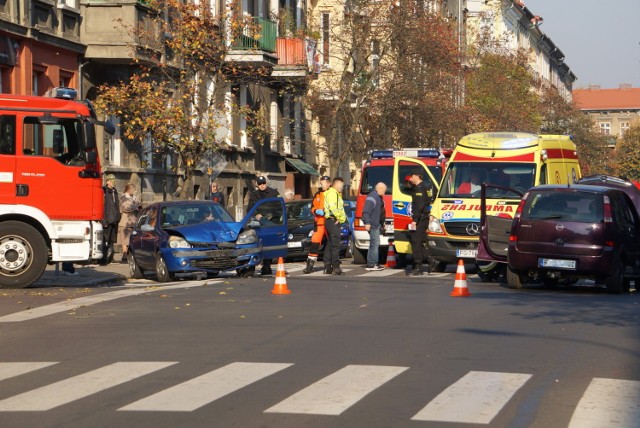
0,115,17,204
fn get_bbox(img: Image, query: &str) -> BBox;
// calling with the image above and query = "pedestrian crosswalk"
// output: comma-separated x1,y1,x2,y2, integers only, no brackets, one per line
1,361,639,426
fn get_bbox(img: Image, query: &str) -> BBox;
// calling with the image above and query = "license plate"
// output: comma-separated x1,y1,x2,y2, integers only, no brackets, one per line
385,224,394,234
539,258,576,269
287,241,302,248
456,249,477,258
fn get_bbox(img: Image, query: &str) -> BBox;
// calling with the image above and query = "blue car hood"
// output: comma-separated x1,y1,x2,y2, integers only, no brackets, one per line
169,221,243,243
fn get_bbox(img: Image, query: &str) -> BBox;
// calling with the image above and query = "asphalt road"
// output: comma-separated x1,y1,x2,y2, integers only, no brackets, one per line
1,261,639,428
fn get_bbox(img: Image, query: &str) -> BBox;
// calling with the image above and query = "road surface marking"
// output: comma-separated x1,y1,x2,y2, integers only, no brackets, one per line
119,362,293,412
265,364,408,415
0,362,58,382
0,362,176,411
306,268,353,277
358,269,402,277
411,371,532,424
0,281,218,323
568,378,640,428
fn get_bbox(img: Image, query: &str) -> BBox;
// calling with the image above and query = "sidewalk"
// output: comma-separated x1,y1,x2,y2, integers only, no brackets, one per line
32,257,131,288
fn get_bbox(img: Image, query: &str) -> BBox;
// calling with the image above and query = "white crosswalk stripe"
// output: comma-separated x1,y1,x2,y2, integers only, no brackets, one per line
0,362,176,411
568,378,640,428
411,371,532,424
0,281,219,323
119,362,292,412
265,365,408,415
0,362,58,382
306,268,354,276
358,269,401,277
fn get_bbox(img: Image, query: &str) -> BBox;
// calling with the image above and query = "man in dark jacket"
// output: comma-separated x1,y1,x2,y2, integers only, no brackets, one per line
361,182,387,271
408,172,434,276
248,175,280,275
101,174,121,265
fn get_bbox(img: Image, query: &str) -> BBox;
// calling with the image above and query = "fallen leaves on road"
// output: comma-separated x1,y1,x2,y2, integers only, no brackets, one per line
159,294,169,298
219,291,227,295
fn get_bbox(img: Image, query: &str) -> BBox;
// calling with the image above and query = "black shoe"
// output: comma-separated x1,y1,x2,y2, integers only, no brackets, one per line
121,255,128,264
323,266,333,275
302,259,315,274
411,269,424,277
333,268,345,276
260,268,273,276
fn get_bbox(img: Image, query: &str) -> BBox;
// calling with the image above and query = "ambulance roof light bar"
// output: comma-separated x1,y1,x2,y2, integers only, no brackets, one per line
371,148,440,159
45,87,78,100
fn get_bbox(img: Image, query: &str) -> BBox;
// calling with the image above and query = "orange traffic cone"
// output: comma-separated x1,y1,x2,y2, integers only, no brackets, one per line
450,259,471,297
271,257,291,295
386,241,397,269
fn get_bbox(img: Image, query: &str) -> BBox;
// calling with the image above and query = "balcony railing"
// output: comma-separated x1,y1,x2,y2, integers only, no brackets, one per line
276,37,306,66
233,17,277,53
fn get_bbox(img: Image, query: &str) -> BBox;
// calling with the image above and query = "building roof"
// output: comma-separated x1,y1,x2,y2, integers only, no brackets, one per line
573,87,640,111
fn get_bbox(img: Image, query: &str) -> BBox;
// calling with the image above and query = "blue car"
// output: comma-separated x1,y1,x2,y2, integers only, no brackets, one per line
127,198,287,281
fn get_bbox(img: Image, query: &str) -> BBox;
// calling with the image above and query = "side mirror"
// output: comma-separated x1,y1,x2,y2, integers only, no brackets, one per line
83,122,96,149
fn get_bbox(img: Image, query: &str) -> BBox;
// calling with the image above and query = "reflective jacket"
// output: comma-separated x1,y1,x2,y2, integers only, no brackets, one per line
311,189,326,225
324,187,347,223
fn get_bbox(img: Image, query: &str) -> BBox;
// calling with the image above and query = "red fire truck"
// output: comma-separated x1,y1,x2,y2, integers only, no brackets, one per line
0,88,111,288
352,149,447,265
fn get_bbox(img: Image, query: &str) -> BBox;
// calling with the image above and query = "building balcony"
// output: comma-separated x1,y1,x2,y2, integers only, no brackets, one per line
226,17,278,67
272,37,309,79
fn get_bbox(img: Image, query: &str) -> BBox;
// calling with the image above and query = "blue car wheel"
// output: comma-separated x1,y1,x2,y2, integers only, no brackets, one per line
155,253,175,282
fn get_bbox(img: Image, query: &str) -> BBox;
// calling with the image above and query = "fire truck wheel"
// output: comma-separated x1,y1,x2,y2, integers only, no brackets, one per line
0,221,47,289
155,253,174,283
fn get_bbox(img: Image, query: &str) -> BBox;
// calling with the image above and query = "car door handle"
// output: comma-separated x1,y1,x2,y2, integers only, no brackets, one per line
276,232,286,236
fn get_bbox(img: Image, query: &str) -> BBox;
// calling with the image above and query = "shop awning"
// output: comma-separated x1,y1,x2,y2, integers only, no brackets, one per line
285,158,320,176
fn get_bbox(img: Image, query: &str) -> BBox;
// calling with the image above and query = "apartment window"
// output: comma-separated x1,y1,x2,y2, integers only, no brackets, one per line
0,68,9,93
620,122,630,137
599,122,611,136
32,0,53,31
62,12,79,37
321,13,330,65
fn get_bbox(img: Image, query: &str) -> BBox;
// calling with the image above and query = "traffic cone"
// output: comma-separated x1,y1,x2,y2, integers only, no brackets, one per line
386,241,397,269
271,257,291,295
450,259,471,297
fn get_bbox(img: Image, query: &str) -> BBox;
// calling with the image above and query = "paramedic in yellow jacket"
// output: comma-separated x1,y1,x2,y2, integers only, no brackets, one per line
303,175,332,274
323,177,347,275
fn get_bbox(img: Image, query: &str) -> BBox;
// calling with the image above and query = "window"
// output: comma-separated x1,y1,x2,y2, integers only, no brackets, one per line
253,200,284,227
439,162,536,199
0,115,16,155
620,121,630,137
360,166,392,195
23,117,84,164
160,203,233,227
599,122,611,135
397,161,437,197
321,13,330,65
522,191,602,223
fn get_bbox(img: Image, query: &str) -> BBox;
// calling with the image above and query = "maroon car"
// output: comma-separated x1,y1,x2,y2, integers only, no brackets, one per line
479,184,640,293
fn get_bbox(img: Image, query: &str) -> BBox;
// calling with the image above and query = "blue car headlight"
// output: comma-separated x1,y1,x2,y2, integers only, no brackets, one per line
237,229,258,245
168,236,191,248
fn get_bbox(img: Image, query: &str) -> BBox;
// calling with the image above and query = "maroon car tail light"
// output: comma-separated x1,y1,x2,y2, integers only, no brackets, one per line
509,235,518,242
514,192,529,219
603,195,613,223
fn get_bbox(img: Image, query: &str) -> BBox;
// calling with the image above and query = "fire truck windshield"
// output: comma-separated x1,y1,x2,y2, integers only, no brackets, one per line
360,165,442,195
439,162,536,199
23,117,86,165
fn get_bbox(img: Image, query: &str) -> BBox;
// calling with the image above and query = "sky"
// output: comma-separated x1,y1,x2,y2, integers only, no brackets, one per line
523,0,640,89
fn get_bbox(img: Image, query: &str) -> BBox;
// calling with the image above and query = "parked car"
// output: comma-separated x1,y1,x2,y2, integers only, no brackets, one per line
480,184,640,293
127,198,287,281
577,175,640,215
285,199,350,260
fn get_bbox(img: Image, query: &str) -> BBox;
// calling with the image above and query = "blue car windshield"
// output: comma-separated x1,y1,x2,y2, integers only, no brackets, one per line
160,203,233,227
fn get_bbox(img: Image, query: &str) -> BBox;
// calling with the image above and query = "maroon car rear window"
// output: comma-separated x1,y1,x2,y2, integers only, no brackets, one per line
522,192,603,222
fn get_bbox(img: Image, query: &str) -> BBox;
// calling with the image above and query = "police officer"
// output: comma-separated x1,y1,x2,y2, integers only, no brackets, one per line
408,172,434,276
303,175,331,274
248,175,280,275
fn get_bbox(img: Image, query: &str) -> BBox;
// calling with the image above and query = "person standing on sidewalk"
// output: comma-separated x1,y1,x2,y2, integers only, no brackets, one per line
210,181,225,207
101,174,121,265
362,182,387,271
323,177,347,275
408,172,434,276
118,183,142,263
248,175,280,275
303,175,331,274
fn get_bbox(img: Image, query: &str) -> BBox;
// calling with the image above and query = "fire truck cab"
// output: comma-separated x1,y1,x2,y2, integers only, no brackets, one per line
353,149,446,265
0,89,110,288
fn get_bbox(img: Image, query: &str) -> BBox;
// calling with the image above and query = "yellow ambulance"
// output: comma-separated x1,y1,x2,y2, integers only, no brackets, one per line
425,132,581,275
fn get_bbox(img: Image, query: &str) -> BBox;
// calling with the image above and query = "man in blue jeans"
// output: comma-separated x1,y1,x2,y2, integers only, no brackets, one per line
361,182,387,271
